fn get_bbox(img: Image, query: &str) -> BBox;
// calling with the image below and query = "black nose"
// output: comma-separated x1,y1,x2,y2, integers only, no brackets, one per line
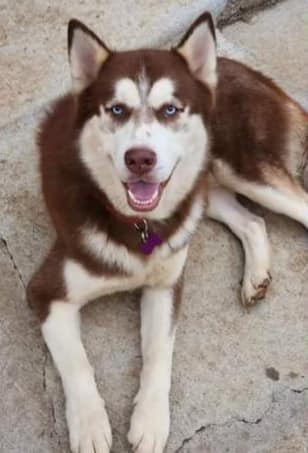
124,147,157,175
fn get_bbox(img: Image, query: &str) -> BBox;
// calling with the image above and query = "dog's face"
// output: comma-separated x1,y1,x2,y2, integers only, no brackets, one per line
69,14,217,219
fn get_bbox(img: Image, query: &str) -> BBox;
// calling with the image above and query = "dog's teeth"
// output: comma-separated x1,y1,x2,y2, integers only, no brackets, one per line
128,189,159,205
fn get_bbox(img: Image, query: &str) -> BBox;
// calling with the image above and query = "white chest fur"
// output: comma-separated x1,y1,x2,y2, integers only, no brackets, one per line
65,196,204,306
64,246,188,306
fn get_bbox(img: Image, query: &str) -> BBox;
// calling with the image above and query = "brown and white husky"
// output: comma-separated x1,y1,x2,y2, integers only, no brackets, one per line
27,12,308,453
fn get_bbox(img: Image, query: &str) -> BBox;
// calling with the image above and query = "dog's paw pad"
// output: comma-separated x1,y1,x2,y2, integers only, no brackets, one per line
67,395,112,453
128,397,169,453
241,271,272,306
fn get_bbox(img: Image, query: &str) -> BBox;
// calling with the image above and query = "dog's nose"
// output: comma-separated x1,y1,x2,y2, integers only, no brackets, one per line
125,147,157,175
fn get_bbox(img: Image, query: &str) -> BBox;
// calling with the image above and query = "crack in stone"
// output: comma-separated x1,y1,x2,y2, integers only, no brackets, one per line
50,398,57,428
49,395,64,450
42,345,63,448
175,407,274,452
290,386,308,394
42,346,48,392
174,386,308,452
234,397,274,427
0,235,26,291
174,420,234,453
50,397,65,450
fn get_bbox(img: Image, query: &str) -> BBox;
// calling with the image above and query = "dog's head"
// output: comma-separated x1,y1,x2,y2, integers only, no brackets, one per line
69,13,217,219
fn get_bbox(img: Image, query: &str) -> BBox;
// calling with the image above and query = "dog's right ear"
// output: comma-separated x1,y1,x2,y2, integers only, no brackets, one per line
68,19,110,93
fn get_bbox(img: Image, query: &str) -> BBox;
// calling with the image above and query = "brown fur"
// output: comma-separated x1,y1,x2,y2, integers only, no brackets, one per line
172,272,185,323
211,57,307,183
27,24,307,324
24,16,308,453
38,91,207,259
27,241,66,321
29,58,209,321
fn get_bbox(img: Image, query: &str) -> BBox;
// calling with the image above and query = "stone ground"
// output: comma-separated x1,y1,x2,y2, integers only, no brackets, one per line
0,1,307,452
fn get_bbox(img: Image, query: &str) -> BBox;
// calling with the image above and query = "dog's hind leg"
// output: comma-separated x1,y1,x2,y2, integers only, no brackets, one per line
213,160,308,229
205,185,271,306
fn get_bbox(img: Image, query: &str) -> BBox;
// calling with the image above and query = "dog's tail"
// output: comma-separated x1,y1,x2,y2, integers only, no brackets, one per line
299,98,308,189
303,129,308,190
287,92,308,189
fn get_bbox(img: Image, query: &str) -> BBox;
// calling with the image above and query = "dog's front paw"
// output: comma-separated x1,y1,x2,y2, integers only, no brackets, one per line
66,393,112,453
128,394,170,453
241,269,272,306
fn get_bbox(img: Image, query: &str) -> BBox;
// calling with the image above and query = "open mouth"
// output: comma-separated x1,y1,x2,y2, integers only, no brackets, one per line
124,181,164,212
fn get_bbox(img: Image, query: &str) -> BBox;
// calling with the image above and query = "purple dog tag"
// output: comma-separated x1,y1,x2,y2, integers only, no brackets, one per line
140,232,163,255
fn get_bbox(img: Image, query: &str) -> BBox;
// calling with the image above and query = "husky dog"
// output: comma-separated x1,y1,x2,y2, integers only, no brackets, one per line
27,12,308,453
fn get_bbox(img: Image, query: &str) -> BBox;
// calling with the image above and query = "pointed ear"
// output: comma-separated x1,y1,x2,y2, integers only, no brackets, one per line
176,12,217,89
68,19,110,93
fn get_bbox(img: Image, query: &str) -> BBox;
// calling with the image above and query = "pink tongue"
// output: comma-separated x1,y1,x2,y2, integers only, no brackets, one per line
127,182,159,201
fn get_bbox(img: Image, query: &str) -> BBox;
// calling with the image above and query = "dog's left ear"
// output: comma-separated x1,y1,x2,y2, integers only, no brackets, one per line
68,19,110,93
176,12,217,89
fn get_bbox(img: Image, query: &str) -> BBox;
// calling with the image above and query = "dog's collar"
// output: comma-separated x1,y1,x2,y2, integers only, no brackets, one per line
98,196,163,255
133,219,163,255
92,171,207,256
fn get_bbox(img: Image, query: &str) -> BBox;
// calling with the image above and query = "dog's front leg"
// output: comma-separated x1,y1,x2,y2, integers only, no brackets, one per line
42,301,112,453
128,284,181,453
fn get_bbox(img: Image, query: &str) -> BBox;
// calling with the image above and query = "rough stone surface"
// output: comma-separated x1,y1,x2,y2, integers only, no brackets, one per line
178,389,308,452
0,0,227,128
0,240,60,452
0,1,307,453
223,0,308,107
218,0,284,26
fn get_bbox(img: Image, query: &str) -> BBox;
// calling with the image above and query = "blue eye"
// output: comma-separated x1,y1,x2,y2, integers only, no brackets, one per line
109,105,124,116
164,104,178,117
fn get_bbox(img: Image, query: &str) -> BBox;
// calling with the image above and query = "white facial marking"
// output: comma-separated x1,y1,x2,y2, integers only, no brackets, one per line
112,78,141,109
42,301,112,452
148,78,175,109
80,109,208,219
138,68,150,103
79,61,208,219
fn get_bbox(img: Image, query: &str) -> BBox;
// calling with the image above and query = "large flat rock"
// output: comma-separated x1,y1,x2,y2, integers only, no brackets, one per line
218,0,283,26
0,1,307,452
0,0,227,128
179,388,308,452
0,240,60,452
223,0,308,105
